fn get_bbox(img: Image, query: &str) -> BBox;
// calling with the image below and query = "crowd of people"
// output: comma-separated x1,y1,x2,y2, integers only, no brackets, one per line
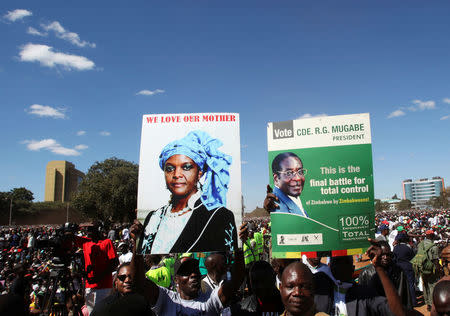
0,208,448,315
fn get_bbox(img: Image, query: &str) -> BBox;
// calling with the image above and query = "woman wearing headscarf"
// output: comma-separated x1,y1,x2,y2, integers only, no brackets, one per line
138,130,237,254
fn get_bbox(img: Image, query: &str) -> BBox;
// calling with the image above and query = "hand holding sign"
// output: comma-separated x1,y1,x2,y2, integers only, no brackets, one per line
263,185,279,213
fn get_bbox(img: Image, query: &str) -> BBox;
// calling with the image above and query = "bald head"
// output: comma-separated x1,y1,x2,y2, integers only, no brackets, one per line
433,280,450,315
280,262,315,316
205,253,226,281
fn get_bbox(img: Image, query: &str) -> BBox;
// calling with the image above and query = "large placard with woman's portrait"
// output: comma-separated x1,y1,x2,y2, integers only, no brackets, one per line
137,113,241,254
267,113,374,258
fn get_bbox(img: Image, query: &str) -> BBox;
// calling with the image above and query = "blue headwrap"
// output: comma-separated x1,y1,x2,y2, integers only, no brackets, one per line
159,130,232,211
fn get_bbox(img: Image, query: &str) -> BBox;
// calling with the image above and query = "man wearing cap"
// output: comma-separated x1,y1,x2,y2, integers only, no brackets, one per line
376,224,389,242
417,230,441,311
129,220,245,315
140,254,244,315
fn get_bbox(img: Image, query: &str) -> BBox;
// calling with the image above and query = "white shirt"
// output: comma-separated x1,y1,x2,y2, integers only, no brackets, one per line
119,251,133,265
333,281,353,316
152,286,223,316
301,255,336,282
287,195,308,217
151,192,201,253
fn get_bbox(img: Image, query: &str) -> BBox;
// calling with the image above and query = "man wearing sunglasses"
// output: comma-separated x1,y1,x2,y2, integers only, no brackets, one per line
91,262,152,316
265,152,309,217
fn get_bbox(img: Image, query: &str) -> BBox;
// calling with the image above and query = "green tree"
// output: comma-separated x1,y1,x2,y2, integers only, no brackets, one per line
375,199,382,212
397,199,412,210
0,191,11,216
375,199,390,212
0,187,35,214
72,157,138,222
10,187,34,202
427,189,449,209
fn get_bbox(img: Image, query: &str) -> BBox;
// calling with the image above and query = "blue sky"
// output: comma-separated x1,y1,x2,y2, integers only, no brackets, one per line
1,1,450,211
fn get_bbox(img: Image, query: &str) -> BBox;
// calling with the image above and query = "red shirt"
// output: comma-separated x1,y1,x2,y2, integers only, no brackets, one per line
74,236,117,289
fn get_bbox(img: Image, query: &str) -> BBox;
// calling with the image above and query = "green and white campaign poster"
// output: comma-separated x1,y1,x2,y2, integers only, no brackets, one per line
267,113,374,258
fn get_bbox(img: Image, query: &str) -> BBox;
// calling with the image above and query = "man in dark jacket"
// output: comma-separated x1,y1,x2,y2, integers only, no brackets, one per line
359,240,414,309
314,241,421,316
231,260,284,315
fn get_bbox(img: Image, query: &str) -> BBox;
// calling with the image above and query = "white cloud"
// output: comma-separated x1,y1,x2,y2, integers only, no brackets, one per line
296,113,328,120
76,130,86,136
99,131,111,136
19,43,95,71
26,104,66,119
74,144,88,150
443,98,450,104
27,27,47,37
136,89,165,96
378,156,385,161
22,139,81,156
440,115,450,121
411,99,436,110
41,21,95,48
4,9,32,22
387,109,406,118
241,160,248,165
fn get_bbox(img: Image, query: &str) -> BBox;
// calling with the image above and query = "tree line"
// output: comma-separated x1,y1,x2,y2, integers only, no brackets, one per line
0,157,138,223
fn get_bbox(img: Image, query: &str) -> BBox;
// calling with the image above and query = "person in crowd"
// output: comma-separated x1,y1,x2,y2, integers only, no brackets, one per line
201,253,227,294
27,231,36,250
131,219,245,315
302,256,333,280
441,245,450,277
145,254,171,288
314,240,421,316
121,226,130,241
264,152,309,217
376,224,390,242
272,258,298,290
231,260,284,315
279,261,327,316
431,280,450,316
9,263,28,305
138,130,237,254
141,254,244,315
416,230,441,311
393,232,416,306
359,240,414,309
118,242,132,265
91,262,151,316
73,222,119,314
107,226,117,241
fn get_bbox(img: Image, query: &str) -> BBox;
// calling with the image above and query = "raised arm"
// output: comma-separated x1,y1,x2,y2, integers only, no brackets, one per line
129,220,160,305
217,249,245,305
367,239,422,316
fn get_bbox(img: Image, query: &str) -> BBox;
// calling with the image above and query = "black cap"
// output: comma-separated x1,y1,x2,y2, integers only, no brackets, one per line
174,258,199,276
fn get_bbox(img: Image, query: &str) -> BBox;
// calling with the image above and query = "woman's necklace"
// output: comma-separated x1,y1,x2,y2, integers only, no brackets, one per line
169,207,192,217
167,198,203,218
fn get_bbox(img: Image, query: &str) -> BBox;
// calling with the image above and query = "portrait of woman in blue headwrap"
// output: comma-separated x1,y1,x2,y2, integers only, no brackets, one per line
138,130,238,254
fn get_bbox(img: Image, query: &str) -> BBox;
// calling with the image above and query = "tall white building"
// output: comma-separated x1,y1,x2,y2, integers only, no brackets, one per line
402,177,445,208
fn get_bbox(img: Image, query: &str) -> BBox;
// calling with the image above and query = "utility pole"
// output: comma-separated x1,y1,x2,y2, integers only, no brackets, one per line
66,203,69,223
9,198,12,226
